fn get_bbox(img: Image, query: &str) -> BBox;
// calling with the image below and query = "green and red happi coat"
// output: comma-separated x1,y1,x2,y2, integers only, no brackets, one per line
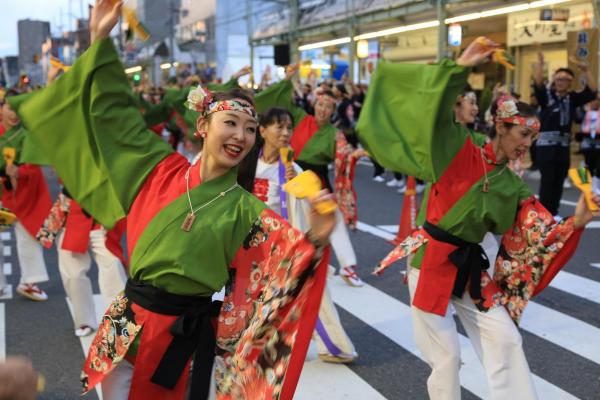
254,80,360,227
11,38,329,399
0,123,52,237
357,59,583,323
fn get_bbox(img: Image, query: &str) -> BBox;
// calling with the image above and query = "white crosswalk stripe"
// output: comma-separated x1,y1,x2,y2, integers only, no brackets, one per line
3,263,11,276
296,343,387,400
328,278,578,399
0,231,12,363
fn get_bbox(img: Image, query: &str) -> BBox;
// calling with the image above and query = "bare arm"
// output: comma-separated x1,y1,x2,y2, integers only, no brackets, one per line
533,52,545,88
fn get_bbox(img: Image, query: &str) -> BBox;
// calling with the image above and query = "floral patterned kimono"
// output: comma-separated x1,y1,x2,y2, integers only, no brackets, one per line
10,38,329,399
254,80,360,227
356,59,583,323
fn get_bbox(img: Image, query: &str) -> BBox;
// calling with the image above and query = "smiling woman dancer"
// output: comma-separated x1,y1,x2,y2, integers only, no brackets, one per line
9,1,336,399
357,37,600,400
237,107,358,364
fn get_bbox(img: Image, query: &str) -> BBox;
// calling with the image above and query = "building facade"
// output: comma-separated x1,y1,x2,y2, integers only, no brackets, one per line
18,19,51,85
250,0,600,93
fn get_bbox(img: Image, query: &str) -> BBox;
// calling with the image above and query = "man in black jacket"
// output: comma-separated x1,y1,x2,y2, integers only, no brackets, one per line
533,52,597,217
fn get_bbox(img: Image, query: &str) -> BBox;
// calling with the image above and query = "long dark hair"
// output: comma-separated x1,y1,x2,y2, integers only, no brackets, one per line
237,107,293,192
488,100,537,139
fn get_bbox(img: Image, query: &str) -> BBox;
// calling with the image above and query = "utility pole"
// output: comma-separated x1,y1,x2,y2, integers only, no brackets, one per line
246,0,255,86
437,0,447,61
347,0,356,82
289,0,299,64
169,0,176,78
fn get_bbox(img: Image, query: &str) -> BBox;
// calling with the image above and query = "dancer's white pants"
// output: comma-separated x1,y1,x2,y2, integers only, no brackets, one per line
14,222,48,284
330,209,357,268
57,229,127,329
313,266,356,357
101,358,134,400
407,267,537,400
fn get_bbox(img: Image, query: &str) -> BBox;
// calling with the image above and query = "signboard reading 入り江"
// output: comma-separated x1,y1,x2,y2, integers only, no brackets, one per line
508,2,594,47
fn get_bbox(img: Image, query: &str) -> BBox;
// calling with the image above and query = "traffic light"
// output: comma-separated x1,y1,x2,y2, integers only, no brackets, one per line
133,73,141,85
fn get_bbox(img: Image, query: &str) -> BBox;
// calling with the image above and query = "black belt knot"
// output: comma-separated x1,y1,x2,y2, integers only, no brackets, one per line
423,222,489,300
125,279,222,399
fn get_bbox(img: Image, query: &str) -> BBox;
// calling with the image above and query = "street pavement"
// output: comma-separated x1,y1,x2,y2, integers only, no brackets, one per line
1,162,599,399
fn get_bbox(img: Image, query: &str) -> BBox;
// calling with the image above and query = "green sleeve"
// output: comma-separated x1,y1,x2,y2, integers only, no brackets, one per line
19,130,51,166
356,59,471,183
140,88,187,127
207,77,239,92
469,130,488,146
295,123,336,165
0,126,25,171
254,80,306,127
9,38,173,228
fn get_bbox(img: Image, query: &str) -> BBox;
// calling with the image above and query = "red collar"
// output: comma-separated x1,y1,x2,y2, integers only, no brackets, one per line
482,142,503,166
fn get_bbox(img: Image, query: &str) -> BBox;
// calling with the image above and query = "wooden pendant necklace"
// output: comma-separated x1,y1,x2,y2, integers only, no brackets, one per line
181,166,239,232
480,147,507,193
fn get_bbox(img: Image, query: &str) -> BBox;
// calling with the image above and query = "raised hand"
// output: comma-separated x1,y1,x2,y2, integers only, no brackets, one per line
307,190,337,246
457,37,499,68
284,63,300,81
90,0,123,43
573,192,600,229
232,65,252,80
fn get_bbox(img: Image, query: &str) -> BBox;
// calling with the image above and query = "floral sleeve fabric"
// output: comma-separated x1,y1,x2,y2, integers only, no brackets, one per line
36,192,71,248
334,131,359,229
372,229,428,275
214,208,328,400
493,197,582,323
80,293,142,393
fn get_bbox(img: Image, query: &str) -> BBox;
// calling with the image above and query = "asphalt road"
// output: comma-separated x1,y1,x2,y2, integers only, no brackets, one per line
1,163,599,400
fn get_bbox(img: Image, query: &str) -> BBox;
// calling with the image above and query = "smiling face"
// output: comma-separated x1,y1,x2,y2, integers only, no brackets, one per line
260,114,292,151
197,107,257,172
553,70,573,94
495,122,538,161
1,101,20,130
314,94,335,126
455,95,478,125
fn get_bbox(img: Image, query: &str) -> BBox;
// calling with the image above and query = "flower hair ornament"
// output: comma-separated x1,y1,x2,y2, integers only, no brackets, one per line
495,95,540,132
185,85,257,121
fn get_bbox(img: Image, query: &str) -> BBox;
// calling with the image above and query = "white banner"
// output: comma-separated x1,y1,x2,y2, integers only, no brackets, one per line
507,2,595,47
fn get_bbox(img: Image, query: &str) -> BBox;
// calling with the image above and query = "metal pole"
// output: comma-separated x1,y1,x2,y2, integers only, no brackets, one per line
169,0,176,78
246,0,255,85
437,0,447,61
289,0,299,63
347,0,356,82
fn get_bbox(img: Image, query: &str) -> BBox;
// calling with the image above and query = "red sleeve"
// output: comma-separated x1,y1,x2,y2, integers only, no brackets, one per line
2,164,52,237
494,197,583,323
215,209,329,400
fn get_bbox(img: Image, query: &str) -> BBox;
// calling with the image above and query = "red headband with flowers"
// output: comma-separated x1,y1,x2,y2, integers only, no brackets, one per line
186,86,257,120
495,95,540,132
